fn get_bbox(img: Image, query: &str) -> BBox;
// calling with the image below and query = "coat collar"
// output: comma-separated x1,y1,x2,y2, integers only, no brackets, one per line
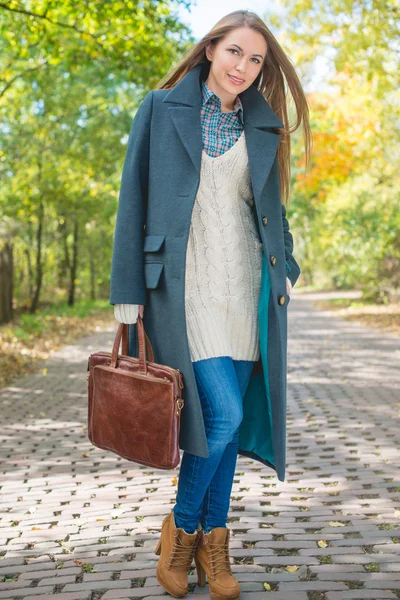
162,63,283,203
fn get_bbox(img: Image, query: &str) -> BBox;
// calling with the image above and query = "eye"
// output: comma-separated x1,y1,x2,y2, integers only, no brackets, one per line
228,48,261,64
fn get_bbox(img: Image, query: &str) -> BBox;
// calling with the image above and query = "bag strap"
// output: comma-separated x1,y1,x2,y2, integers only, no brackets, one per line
111,321,155,371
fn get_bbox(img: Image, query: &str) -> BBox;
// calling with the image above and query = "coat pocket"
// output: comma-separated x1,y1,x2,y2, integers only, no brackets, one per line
144,262,164,289
143,234,166,253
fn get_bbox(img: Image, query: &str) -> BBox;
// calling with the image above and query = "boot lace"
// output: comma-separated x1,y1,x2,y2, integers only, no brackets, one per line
203,529,232,577
166,530,199,569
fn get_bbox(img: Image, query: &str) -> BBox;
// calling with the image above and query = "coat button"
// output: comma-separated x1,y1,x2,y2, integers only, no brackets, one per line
270,255,277,266
262,216,268,225
278,295,285,305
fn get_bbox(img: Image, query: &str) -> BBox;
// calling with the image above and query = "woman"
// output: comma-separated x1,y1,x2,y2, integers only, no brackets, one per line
110,9,310,599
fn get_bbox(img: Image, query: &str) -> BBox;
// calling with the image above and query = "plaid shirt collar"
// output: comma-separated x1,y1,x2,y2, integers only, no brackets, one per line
201,79,244,126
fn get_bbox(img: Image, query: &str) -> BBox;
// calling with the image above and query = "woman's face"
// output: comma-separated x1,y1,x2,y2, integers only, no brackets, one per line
205,26,266,100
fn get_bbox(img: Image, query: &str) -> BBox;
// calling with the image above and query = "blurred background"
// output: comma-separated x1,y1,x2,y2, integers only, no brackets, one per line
0,0,399,387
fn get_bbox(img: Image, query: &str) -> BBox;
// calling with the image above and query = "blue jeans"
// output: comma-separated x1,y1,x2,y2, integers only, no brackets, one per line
173,356,254,534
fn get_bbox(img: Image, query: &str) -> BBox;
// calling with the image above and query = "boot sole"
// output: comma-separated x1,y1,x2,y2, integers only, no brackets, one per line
210,592,240,600
156,567,188,598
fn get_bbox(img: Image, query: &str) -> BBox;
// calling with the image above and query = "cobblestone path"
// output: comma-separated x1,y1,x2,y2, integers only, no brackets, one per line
1,294,399,599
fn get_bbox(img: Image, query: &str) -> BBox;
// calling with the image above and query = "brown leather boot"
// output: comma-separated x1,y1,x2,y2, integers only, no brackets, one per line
194,527,240,600
155,509,200,597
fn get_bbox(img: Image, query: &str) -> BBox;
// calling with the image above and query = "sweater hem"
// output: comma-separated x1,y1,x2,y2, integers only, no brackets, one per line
185,302,260,363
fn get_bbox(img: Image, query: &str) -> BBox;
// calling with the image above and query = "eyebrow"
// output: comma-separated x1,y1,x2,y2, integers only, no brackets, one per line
227,43,265,60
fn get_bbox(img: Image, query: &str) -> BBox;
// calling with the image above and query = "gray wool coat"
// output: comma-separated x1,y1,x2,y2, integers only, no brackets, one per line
109,62,301,482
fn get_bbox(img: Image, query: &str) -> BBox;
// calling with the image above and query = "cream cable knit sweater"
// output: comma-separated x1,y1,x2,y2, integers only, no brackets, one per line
184,131,262,361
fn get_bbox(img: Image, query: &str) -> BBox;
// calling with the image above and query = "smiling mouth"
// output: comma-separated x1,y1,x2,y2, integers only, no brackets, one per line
228,74,245,83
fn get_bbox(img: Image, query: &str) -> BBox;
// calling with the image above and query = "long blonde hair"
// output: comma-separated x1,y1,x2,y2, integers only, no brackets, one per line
154,9,312,206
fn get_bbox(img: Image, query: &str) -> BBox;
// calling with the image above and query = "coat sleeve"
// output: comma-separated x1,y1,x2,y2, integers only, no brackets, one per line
281,202,301,288
109,91,154,306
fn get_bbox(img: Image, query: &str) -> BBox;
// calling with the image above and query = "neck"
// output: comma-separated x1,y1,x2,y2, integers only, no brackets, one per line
204,75,237,112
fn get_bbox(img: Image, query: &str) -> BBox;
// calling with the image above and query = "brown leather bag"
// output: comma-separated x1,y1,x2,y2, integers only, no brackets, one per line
87,311,184,469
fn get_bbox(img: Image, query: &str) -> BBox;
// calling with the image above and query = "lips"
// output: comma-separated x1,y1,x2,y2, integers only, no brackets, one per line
228,74,245,84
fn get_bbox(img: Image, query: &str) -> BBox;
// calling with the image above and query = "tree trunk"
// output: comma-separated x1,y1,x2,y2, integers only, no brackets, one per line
68,218,79,306
24,248,33,299
57,220,69,289
0,242,14,324
89,244,96,301
30,197,44,313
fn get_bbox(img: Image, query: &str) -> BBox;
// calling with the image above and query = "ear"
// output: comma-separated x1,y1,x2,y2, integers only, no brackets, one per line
205,42,213,62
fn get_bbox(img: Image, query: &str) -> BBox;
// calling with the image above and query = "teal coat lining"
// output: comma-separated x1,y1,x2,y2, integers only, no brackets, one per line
239,253,274,468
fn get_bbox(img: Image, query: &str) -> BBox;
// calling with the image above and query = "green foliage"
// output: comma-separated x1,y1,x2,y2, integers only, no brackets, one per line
0,1,195,96
0,0,195,314
276,0,399,298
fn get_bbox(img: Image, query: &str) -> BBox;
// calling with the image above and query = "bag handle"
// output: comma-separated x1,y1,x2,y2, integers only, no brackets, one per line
136,309,155,371
110,313,155,371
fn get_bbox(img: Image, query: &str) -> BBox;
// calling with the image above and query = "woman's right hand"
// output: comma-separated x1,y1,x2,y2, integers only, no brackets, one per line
114,304,144,324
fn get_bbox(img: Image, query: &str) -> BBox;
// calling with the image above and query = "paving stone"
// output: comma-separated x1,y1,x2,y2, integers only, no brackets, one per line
25,593,91,600
1,297,399,598
231,594,309,600
18,567,80,580
326,592,397,599
0,586,53,598
381,563,400,571
100,589,165,598
62,580,130,591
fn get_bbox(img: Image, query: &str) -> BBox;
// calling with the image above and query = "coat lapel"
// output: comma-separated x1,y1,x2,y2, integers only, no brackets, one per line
163,63,284,205
167,105,203,177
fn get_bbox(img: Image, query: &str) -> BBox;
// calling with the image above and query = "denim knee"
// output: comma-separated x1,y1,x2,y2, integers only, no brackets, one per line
207,403,243,445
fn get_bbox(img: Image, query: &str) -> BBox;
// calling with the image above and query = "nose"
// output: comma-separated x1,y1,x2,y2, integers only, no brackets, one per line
235,58,246,73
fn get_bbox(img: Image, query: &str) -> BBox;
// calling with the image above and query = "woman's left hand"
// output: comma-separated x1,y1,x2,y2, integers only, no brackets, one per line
286,276,292,297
